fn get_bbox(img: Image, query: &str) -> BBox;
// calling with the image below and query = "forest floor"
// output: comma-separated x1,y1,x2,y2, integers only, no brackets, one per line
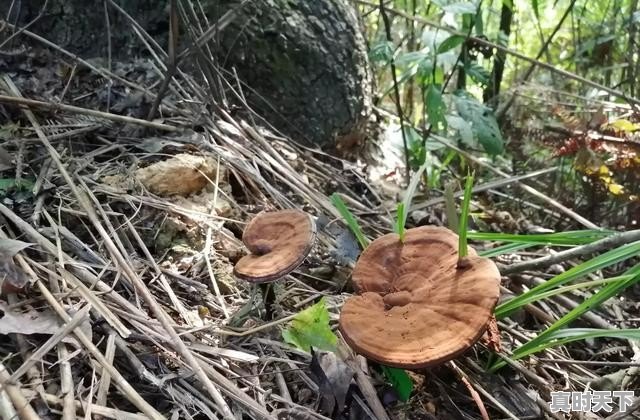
1,18,640,420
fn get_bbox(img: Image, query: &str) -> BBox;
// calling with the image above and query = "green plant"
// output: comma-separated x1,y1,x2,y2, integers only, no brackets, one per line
330,193,369,249
457,172,475,262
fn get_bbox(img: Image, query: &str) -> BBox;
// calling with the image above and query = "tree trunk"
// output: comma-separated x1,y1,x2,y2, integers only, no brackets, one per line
2,0,373,149
205,0,373,149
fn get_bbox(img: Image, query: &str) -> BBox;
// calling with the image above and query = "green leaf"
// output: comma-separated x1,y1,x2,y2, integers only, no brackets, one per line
282,298,338,353
331,193,369,249
453,92,504,156
531,0,540,19
437,35,466,54
426,85,447,131
490,264,640,371
369,40,394,64
0,178,35,194
466,62,490,86
446,115,474,146
381,365,413,402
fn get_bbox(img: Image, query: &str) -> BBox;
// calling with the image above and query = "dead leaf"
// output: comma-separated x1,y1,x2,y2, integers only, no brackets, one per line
135,153,225,197
0,254,30,294
0,146,13,171
0,239,34,257
0,303,91,345
309,349,354,417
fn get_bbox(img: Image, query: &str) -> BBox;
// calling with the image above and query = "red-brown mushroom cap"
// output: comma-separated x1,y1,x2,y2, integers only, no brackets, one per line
233,209,316,283
338,225,501,369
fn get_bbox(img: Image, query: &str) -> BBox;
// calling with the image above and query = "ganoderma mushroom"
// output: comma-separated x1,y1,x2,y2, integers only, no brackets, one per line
338,225,501,369
233,209,317,316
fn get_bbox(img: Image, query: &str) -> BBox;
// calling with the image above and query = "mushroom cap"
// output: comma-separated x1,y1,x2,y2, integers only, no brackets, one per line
338,225,501,369
233,209,317,283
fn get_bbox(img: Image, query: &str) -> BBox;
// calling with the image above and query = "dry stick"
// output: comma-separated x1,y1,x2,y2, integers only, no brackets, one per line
0,385,18,420
1,78,233,419
336,338,390,420
33,278,165,419
94,333,115,420
0,362,40,420
355,0,640,107
502,229,640,274
378,0,411,183
1,229,165,419
121,211,193,326
448,361,490,420
20,389,149,420
58,335,75,420
203,154,230,318
5,294,50,417
0,95,180,132
7,304,92,383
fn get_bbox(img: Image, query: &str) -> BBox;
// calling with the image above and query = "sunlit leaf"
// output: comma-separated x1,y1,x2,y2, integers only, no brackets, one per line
606,119,640,133
282,298,337,353
466,62,490,85
608,183,624,195
437,35,466,54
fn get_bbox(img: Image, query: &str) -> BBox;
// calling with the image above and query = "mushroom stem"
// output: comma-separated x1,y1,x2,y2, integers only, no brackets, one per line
259,283,276,319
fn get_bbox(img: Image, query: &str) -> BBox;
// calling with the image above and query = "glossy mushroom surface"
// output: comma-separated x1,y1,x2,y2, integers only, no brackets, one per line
233,209,316,283
339,225,501,369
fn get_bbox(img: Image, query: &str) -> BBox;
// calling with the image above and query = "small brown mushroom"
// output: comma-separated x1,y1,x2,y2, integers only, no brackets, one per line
233,209,317,319
233,209,317,283
338,225,501,369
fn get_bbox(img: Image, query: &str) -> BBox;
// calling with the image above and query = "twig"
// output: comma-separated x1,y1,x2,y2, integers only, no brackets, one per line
448,361,490,420
378,0,411,183
0,94,180,132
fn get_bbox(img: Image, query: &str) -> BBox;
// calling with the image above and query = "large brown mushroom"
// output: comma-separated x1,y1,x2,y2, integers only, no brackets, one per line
338,225,500,369
234,209,317,283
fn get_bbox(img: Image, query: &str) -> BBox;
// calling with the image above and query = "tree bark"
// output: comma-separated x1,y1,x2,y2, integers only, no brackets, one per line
205,0,373,148
2,0,373,149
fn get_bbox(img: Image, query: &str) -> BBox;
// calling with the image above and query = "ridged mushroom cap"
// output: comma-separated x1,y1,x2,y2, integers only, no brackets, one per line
233,209,316,283
339,225,501,369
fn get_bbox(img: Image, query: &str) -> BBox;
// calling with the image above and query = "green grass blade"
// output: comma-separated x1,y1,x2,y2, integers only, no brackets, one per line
491,328,640,371
467,229,615,246
330,193,369,249
490,264,640,370
395,202,406,242
495,240,640,318
458,173,474,259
